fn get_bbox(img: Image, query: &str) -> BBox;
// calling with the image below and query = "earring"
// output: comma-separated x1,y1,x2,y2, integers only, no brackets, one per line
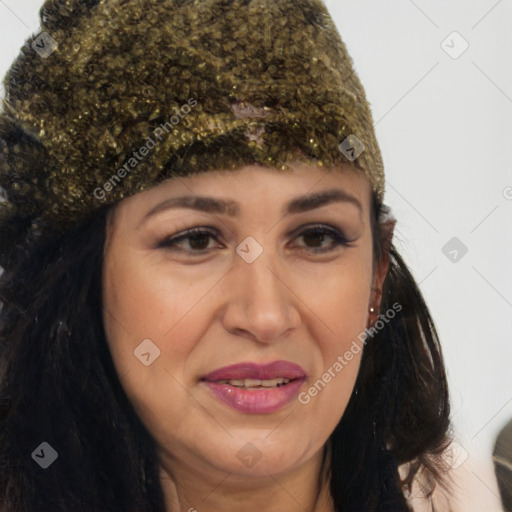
369,306,375,327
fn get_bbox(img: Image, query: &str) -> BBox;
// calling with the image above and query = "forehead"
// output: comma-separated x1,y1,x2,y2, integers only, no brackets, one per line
130,162,369,203
109,162,373,228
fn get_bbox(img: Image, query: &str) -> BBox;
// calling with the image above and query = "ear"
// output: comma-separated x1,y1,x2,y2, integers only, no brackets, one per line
369,218,396,321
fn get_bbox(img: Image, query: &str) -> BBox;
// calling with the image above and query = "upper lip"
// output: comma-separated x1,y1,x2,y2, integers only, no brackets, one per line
202,360,307,381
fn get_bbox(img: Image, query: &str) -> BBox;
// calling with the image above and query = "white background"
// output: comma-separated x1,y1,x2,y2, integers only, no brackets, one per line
1,0,511,509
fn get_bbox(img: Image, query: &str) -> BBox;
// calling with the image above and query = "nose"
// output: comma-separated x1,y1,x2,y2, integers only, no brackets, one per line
220,247,301,344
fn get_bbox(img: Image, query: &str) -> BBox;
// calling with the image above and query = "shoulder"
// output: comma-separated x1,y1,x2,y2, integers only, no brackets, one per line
402,442,504,512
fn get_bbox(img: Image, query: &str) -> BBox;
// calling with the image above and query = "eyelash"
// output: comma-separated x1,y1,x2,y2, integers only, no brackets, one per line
156,224,351,255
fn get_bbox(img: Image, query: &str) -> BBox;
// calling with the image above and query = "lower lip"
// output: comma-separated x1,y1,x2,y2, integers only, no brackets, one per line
202,378,306,414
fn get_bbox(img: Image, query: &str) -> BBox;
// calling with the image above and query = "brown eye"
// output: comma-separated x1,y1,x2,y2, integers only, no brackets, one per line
292,225,349,253
156,224,350,256
157,227,220,253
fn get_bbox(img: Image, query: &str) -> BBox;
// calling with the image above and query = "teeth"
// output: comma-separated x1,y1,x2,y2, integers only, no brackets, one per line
216,377,292,388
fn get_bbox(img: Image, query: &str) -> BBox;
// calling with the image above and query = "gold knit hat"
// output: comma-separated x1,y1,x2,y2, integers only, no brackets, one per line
0,0,385,270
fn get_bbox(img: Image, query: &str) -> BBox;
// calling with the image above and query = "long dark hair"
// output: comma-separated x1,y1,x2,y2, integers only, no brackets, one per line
0,186,451,511
327,193,451,511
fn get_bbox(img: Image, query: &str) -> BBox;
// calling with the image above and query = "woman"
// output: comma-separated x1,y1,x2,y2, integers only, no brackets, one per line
0,0,452,510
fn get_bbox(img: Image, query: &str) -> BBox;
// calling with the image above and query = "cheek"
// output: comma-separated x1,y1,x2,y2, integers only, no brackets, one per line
103,248,184,344
301,246,373,413
101,247,208,440
102,245,221,381
305,244,374,349
315,270,371,335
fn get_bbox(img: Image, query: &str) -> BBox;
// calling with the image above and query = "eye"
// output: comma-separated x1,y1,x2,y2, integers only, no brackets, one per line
291,224,350,253
156,223,350,255
156,227,221,254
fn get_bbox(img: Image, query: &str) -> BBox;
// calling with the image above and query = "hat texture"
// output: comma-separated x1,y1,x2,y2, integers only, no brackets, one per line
0,0,385,270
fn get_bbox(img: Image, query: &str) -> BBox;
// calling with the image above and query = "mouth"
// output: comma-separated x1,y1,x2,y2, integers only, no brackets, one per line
200,361,307,414
201,360,307,382
213,377,294,389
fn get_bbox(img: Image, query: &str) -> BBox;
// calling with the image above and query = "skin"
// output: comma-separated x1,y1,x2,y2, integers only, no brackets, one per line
102,162,394,512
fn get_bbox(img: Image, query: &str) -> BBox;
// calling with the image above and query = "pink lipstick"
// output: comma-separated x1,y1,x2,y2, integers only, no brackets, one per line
201,360,307,414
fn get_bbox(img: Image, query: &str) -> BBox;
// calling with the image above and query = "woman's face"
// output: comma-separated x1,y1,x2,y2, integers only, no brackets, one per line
102,162,389,482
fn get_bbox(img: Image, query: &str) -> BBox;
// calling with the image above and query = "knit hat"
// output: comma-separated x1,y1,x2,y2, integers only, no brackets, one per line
0,0,385,271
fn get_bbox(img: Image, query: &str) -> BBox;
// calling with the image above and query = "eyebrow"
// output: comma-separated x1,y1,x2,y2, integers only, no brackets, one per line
138,188,363,228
